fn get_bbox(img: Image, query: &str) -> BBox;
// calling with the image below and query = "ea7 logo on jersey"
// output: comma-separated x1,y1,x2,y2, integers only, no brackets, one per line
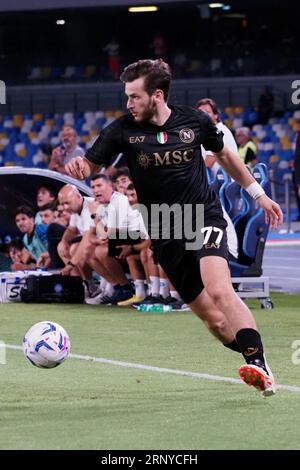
129,136,145,143
179,128,195,144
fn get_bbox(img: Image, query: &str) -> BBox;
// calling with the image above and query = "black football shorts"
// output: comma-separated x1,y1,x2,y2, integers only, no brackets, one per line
153,216,229,304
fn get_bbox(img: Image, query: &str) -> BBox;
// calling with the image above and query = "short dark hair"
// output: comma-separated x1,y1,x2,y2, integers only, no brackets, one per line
120,59,172,101
196,98,220,122
90,174,112,184
15,205,35,219
112,168,131,182
36,184,57,199
8,238,24,251
126,183,135,191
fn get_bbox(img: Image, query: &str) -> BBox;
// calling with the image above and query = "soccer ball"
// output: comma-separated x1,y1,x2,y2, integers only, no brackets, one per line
23,321,70,368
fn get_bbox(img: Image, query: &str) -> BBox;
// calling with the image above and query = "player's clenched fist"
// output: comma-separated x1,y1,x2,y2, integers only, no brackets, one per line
65,156,91,180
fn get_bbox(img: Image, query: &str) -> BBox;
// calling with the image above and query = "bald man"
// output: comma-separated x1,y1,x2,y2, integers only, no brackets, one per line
57,184,97,293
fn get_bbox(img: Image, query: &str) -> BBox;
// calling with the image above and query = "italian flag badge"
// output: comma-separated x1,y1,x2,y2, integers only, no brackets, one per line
157,131,168,144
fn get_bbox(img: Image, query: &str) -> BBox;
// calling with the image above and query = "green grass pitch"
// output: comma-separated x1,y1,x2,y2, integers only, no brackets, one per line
0,292,300,450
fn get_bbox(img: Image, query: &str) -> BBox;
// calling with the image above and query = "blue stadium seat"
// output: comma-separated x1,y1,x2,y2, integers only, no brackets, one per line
209,167,230,210
230,205,269,276
257,150,269,165
224,180,244,222
32,120,43,132
19,133,30,144
247,111,258,125
54,116,64,127
252,162,271,197
229,169,270,277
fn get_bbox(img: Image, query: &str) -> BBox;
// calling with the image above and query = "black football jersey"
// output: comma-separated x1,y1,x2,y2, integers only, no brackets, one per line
86,105,225,237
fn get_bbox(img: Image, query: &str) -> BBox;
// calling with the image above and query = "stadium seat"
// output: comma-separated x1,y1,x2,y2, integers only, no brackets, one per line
232,118,243,129
229,171,270,277
225,107,234,115
224,180,244,222
294,110,300,120
27,66,42,80
252,162,271,197
41,67,52,80
14,143,27,157
230,208,269,277
61,66,77,80
13,114,23,127
33,113,43,122
83,65,97,80
234,106,244,114
51,67,62,80
0,104,294,206
209,167,231,211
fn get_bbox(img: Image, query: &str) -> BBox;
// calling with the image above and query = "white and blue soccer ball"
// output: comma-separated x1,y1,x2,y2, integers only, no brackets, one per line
23,321,70,368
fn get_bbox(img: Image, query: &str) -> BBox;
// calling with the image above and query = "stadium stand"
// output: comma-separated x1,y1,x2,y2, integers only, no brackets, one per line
0,110,123,168
0,106,297,203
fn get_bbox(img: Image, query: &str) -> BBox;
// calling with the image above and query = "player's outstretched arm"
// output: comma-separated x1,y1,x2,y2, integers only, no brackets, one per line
215,145,283,228
65,156,100,180
215,145,255,187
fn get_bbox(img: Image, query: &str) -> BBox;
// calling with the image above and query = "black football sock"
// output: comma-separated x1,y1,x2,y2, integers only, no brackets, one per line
223,340,241,353
236,328,265,365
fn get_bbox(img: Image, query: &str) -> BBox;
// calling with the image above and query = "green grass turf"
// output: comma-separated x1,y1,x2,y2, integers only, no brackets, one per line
0,292,300,450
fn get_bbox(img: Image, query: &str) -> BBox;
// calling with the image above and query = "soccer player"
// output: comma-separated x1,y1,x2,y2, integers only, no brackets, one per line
65,59,282,397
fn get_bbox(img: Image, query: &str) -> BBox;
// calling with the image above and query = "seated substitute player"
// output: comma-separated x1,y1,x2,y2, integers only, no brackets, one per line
57,184,99,297
15,205,50,268
85,174,142,305
65,58,283,397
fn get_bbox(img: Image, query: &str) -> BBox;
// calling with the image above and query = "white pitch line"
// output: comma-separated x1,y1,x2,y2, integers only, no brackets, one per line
6,344,300,394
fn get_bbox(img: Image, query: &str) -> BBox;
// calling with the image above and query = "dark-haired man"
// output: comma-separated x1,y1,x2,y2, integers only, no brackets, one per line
15,205,49,266
35,184,57,225
65,58,282,397
85,174,143,305
112,168,132,194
